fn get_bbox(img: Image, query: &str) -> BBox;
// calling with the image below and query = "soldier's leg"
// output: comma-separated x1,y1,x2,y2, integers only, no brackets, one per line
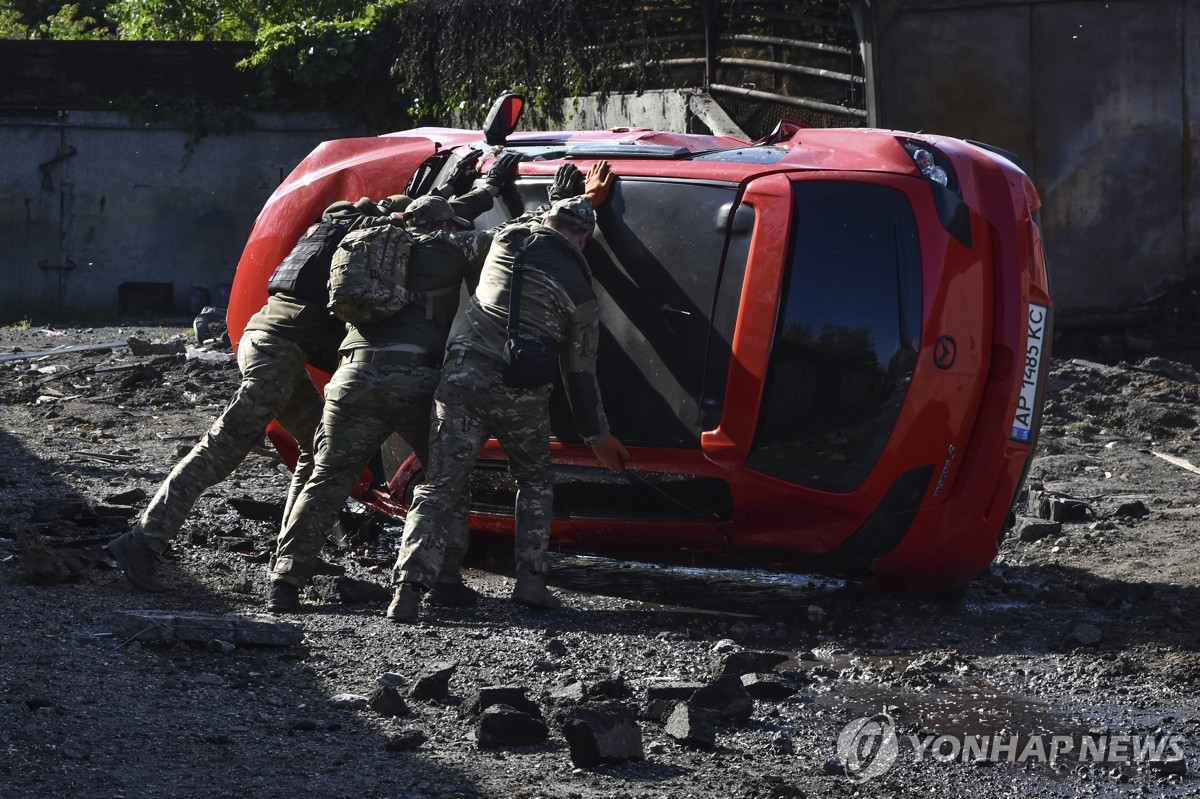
385,365,477,604
392,360,489,593
488,383,557,608
428,498,475,604
271,362,390,591
134,330,309,552
274,366,326,525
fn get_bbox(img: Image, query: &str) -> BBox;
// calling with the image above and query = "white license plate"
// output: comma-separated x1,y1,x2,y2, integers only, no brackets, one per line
1011,302,1049,442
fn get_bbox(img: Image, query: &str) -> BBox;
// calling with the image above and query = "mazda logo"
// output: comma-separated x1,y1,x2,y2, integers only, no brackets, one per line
934,336,956,369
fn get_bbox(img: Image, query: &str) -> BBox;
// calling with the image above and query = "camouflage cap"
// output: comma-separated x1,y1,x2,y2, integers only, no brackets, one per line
545,195,596,236
406,194,470,230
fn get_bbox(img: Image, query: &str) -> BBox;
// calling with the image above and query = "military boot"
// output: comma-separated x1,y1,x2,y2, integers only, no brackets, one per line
427,579,482,607
266,580,301,614
512,569,562,609
108,531,169,593
386,583,423,623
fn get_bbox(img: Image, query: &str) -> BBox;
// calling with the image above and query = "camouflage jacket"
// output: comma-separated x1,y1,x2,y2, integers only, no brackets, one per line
454,220,610,444
244,293,346,373
339,227,492,355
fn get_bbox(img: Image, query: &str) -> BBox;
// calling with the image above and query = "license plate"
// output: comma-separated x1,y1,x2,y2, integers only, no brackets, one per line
1011,302,1049,442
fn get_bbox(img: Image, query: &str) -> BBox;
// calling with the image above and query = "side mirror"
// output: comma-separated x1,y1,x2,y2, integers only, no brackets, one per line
483,93,525,146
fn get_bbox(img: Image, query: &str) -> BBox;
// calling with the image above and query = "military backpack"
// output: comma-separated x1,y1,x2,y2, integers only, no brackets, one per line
326,214,428,326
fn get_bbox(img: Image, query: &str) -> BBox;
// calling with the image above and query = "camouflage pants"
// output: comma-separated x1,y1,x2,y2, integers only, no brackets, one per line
135,329,324,553
271,358,471,587
394,350,554,589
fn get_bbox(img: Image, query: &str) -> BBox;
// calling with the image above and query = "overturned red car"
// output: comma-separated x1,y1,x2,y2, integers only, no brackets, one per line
228,96,1052,595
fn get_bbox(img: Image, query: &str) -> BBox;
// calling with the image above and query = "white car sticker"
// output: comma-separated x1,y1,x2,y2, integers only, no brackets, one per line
1011,302,1049,442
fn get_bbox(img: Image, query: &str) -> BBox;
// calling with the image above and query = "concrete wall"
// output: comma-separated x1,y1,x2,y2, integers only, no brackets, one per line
0,93,723,322
0,112,365,321
876,0,1197,314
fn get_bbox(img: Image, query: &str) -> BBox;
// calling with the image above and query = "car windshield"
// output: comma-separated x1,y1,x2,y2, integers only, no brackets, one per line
746,180,922,493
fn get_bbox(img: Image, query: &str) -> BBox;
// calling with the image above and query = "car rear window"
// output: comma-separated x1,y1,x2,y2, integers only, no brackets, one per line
746,181,922,493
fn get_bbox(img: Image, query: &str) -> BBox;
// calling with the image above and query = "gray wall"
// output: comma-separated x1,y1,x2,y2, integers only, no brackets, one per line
9,3,1191,323
0,93,723,321
0,112,364,321
875,0,1197,314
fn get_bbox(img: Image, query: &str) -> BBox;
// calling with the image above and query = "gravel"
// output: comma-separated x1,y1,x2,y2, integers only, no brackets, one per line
1,306,1199,798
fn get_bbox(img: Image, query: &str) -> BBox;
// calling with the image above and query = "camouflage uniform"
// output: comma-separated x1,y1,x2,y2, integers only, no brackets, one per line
133,295,340,553
394,199,611,590
270,206,493,588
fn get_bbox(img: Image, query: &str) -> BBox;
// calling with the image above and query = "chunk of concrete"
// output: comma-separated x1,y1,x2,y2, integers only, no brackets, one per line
562,702,645,767
644,680,704,703
477,705,549,748
465,686,542,720
369,685,410,718
664,703,715,750
111,610,303,646
739,673,798,700
690,675,754,722
408,662,456,702
1016,517,1062,542
639,698,677,723
715,650,789,678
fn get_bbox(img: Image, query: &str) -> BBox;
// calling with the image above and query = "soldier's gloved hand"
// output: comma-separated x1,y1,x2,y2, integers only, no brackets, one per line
440,148,483,196
485,151,523,191
585,160,616,208
548,163,585,202
590,435,629,472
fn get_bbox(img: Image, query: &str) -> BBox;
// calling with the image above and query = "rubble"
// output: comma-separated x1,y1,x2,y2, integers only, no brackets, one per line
110,610,303,646
561,702,644,767
3,318,1200,797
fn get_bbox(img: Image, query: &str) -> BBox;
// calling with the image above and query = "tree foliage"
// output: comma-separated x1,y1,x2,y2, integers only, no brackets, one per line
0,0,729,129
244,0,681,129
0,0,376,40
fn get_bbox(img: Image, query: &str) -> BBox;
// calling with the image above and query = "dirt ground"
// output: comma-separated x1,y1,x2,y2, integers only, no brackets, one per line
1,292,1199,799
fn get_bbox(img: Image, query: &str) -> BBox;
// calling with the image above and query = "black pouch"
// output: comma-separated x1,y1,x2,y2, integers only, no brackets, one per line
502,333,558,388
501,256,559,388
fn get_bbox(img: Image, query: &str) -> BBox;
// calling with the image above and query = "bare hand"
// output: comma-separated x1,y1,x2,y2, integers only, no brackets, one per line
584,160,616,207
590,434,629,471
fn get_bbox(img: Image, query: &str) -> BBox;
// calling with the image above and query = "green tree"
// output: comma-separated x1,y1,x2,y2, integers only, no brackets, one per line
105,0,376,41
38,3,108,38
0,0,109,38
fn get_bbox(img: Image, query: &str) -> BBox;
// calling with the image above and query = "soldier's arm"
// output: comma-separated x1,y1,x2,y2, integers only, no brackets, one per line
560,298,610,446
448,186,495,222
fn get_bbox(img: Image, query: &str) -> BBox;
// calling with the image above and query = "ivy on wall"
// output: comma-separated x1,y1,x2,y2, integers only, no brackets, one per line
240,0,688,130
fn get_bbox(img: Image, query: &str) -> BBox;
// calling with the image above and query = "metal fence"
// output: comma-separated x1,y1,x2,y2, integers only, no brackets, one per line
594,0,867,136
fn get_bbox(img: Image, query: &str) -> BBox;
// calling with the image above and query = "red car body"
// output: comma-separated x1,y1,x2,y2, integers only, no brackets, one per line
228,121,1051,595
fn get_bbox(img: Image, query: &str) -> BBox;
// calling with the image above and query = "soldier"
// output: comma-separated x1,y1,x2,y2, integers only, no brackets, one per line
108,152,495,594
105,199,377,593
266,153,523,613
387,165,627,624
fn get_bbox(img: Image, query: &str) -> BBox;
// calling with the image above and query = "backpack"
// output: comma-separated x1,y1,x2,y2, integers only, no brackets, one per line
267,196,391,304
326,217,422,326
